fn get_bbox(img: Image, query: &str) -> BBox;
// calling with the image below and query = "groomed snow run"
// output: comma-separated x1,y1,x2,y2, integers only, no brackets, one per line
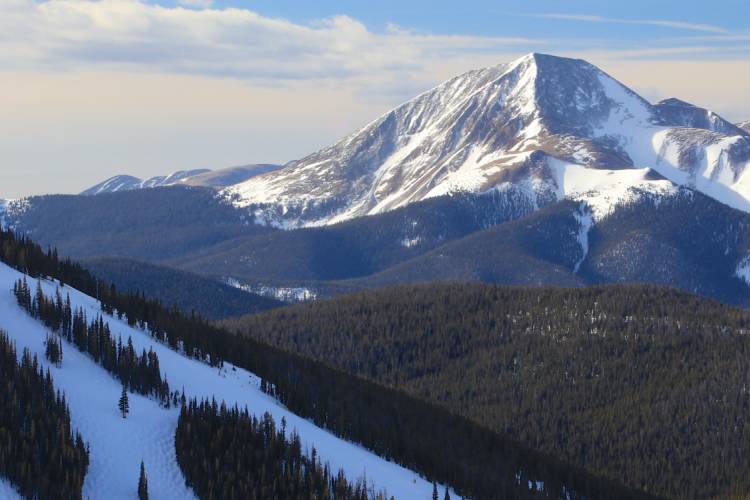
0,262,443,499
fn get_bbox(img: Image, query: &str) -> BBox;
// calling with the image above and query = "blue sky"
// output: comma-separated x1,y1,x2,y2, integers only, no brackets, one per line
156,0,748,36
155,0,750,49
1,0,748,198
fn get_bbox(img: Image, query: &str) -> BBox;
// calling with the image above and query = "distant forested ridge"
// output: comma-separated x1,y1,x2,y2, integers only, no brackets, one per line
83,257,282,320
223,283,750,499
0,226,651,499
2,186,272,261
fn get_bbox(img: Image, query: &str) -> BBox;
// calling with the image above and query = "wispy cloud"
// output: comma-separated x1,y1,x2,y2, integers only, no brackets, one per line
1,1,749,199
176,0,213,8
0,0,542,83
535,13,729,34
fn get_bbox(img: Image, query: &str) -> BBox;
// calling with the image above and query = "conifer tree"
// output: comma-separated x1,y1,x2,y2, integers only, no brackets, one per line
0,330,88,499
44,333,62,366
119,385,129,418
432,482,438,500
443,487,451,500
138,460,149,500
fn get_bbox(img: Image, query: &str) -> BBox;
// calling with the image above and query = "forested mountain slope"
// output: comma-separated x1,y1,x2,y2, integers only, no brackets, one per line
0,256,441,499
171,188,537,282
83,257,283,319
343,189,750,306
7,179,750,308
1,186,273,261
223,283,750,499
0,228,650,499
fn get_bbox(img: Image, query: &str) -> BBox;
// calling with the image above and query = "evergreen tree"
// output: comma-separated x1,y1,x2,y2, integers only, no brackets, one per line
44,333,62,366
119,385,129,418
443,487,451,500
0,330,88,499
176,399,390,500
432,482,439,500
138,460,149,500
14,282,172,407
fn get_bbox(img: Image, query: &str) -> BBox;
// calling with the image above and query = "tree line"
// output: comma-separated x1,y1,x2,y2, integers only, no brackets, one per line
0,226,653,499
13,276,175,407
223,282,750,499
0,330,89,499
177,398,391,500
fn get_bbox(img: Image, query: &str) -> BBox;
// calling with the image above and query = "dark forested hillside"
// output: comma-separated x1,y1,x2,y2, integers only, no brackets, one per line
0,331,89,500
5,185,537,281
83,257,282,319
2,186,273,261
9,182,750,308
176,399,390,500
343,191,750,307
172,188,537,281
223,283,750,499
580,191,750,303
344,200,585,289
0,227,651,500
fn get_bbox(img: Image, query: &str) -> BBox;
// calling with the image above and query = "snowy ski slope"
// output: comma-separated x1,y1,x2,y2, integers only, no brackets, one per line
0,261,441,499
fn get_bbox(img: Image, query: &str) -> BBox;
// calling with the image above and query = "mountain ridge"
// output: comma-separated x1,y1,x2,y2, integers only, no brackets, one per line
81,164,282,195
224,53,750,228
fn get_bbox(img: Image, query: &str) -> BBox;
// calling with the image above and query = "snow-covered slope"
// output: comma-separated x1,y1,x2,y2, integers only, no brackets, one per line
225,53,749,227
739,121,750,133
0,261,440,499
179,164,282,188
547,160,678,220
80,170,209,195
81,165,282,196
0,478,21,500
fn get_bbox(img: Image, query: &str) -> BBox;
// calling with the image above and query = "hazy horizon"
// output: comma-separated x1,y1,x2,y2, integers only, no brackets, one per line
2,0,749,199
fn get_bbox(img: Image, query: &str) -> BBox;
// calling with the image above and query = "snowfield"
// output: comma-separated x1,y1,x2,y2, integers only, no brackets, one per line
0,262,442,499
224,277,318,302
548,160,678,220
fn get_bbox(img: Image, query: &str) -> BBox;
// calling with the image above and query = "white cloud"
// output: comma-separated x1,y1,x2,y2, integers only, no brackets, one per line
176,0,213,8
0,0,541,83
536,13,728,34
0,1,748,199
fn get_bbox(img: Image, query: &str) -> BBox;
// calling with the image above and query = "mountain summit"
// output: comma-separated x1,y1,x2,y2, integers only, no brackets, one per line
225,53,750,227
80,165,282,196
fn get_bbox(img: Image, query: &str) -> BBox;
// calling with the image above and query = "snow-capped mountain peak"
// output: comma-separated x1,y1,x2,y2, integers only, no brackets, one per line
80,165,283,196
81,170,209,195
223,53,749,228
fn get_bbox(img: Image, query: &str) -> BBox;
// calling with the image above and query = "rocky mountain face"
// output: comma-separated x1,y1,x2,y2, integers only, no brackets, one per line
739,121,750,133
80,165,281,195
225,53,750,227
